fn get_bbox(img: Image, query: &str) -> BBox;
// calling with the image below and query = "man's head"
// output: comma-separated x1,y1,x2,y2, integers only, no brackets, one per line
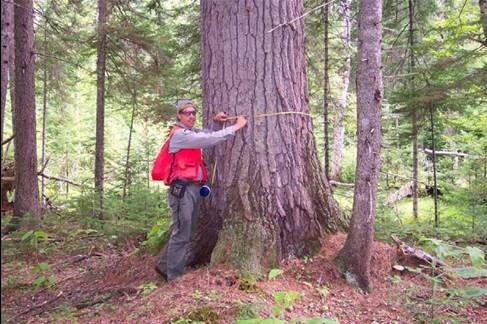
176,99,197,128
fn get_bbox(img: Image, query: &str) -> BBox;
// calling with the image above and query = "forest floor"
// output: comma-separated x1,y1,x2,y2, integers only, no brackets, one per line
2,232,486,324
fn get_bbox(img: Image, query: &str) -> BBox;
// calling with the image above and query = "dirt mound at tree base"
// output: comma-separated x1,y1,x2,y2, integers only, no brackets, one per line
282,233,396,285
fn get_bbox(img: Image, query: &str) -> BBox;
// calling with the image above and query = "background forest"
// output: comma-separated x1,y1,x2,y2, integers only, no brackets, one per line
1,0,486,323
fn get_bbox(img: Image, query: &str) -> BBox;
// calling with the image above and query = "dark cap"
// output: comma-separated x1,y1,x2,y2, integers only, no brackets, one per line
176,99,196,113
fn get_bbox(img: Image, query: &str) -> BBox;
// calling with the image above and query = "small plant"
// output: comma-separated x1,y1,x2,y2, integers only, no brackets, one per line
239,273,259,292
272,290,301,318
175,305,219,324
32,262,57,290
143,218,171,254
21,229,49,254
235,300,262,320
268,268,284,280
316,285,330,298
137,282,158,296
192,289,203,300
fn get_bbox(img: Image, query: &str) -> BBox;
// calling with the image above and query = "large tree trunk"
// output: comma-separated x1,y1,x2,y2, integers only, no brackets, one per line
337,0,383,293
95,0,108,216
186,0,344,275
330,0,352,181
1,0,14,144
12,0,40,226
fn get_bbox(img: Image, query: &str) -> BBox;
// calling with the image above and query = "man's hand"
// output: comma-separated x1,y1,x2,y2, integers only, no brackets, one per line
233,116,247,131
213,112,228,122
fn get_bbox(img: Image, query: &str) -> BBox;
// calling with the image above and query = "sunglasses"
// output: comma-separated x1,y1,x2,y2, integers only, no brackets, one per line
179,110,197,117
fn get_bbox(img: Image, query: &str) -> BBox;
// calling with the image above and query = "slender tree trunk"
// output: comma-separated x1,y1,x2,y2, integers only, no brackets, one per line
185,0,344,274
409,0,419,219
429,106,439,227
41,19,48,207
95,0,108,216
483,147,487,203
337,0,383,293
323,2,330,179
123,89,136,200
13,0,40,226
1,0,14,144
330,0,352,181
480,0,487,44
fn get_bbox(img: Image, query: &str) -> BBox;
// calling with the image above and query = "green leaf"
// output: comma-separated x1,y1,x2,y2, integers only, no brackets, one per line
268,269,284,280
21,230,34,242
33,277,46,288
272,305,285,318
33,262,50,273
465,246,485,268
34,230,49,242
47,275,57,286
455,287,487,298
453,267,487,278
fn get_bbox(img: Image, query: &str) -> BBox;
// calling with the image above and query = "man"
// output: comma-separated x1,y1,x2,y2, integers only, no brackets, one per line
155,99,247,281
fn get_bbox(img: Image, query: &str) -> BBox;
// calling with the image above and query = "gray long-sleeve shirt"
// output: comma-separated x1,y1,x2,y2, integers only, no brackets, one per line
168,122,236,180
168,123,236,153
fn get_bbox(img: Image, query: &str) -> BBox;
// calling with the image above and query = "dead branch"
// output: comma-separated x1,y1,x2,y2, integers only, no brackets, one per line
73,286,138,309
2,134,14,145
11,291,64,321
330,180,354,187
391,235,447,267
423,148,469,157
39,156,50,174
51,252,105,270
37,173,82,187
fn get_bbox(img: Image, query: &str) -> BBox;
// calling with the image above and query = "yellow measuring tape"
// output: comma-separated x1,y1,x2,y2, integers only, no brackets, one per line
225,111,312,120
210,111,313,184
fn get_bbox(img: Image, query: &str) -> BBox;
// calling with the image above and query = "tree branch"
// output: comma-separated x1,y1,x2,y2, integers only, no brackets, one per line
37,173,82,187
423,148,468,157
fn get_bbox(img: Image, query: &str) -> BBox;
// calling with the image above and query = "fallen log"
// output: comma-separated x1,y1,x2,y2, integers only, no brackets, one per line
384,181,413,205
391,235,447,267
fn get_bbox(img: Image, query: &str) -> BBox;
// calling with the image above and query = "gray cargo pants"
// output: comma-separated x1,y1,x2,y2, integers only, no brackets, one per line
166,183,201,280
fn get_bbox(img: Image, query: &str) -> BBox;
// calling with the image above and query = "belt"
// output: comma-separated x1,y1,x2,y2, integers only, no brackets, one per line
174,179,203,186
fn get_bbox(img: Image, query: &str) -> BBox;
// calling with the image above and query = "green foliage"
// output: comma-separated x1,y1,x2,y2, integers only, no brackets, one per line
268,268,284,280
174,305,219,324
20,230,49,255
235,301,263,320
137,282,158,296
238,273,260,292
67,186,170,240
272,291,301,318
297,318,339,324
453,267,487,279
236,319,285,324
465,246,485,268
32,262,57,290
144,218,171,254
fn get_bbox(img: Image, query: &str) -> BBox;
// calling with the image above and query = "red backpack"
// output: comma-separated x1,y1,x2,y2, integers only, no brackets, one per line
151,126,180,185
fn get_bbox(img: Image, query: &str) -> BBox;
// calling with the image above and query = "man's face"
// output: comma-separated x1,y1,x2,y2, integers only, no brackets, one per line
178,105,197,128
